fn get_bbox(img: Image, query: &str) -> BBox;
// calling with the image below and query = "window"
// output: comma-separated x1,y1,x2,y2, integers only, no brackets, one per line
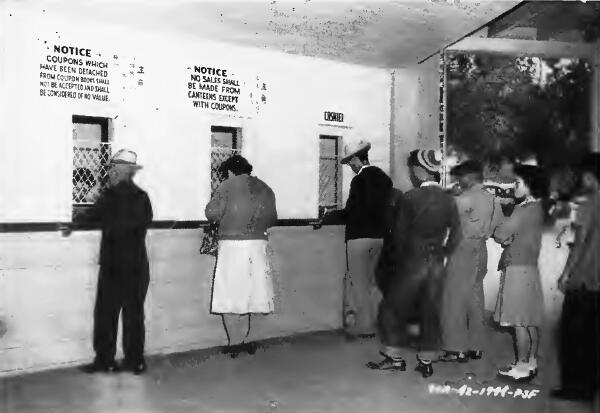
72,115,112,222
211,126,242,194
319,135,343,217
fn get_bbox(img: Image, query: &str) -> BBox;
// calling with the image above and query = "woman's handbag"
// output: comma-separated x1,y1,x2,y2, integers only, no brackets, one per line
199,222,219,256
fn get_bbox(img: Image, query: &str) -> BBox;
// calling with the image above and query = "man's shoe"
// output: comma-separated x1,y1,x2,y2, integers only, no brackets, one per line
366,353,406,371
121,360,147,375
132,362,147,375
439,351,469,363
415,360,434,378
80,361,119,374
550,387,594,401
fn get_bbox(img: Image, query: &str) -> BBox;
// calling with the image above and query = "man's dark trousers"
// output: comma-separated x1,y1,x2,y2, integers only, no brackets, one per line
559,290,600,397
378,250,445,354
93,269,149,366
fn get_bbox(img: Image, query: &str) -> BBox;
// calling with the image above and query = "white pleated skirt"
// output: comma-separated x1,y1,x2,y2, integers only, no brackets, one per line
211,240,275,314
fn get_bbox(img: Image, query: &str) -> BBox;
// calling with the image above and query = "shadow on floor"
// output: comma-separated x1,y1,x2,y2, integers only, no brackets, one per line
0,327,594,413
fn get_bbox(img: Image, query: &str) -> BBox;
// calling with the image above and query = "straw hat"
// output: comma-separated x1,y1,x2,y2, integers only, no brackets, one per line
341,140,371,164
409,149,443,173
110,149,143,169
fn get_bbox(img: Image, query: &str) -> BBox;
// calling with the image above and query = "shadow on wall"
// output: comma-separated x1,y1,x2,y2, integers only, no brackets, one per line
0,318,7,339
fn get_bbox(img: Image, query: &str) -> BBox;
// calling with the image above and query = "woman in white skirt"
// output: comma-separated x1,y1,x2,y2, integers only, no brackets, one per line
493,164,547,382
205,155,278,357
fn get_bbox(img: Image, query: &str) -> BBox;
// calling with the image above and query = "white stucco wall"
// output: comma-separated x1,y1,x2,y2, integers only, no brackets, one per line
0,4,392,222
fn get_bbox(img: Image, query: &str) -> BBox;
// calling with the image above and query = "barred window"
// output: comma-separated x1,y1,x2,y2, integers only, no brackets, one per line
319,135,342,218
211,126,242,194
72,115,112,222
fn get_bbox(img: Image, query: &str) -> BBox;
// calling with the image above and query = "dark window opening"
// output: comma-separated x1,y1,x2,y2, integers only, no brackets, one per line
72,115,112,223
319,135,343,218
210,126,242,194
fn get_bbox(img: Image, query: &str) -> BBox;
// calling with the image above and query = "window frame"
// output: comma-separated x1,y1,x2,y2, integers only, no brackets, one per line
210,125,242,195
71,115,113,222
318,134,343,218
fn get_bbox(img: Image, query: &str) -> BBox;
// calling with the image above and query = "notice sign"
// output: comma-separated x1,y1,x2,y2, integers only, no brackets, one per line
324,111,344,122
187,66,241,112
39,45,111,101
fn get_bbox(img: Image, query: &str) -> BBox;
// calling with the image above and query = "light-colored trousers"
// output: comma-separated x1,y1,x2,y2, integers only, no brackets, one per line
440,239,488,352
343,238,384,336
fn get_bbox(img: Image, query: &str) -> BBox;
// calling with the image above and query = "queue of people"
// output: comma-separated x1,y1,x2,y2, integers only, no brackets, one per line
61,141,598,400
319,141,599,391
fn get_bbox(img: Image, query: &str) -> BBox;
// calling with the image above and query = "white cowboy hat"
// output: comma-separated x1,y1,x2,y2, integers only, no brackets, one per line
110,149,143,169
341,140,371,164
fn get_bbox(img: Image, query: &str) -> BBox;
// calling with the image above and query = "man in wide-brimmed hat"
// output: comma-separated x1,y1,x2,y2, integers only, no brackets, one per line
67,149,153,375
368,149,461,378
321,140,393,339
438,160,503,364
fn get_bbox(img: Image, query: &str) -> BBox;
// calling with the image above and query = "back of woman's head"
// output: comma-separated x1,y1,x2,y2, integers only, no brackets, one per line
515,164,554,225
221,155,253,176
514,164,549,199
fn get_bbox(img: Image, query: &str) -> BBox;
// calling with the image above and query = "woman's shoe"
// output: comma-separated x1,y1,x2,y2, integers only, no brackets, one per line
497,362,517,375
527,358,538,376
439,351,469,363
242,342,257,355
222,344,242,358
497,362,536,382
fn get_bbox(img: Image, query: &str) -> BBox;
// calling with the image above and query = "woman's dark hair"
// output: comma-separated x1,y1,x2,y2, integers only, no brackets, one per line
515,164,554,225
220,155,253,176
514,164,549,199
216,163,228,181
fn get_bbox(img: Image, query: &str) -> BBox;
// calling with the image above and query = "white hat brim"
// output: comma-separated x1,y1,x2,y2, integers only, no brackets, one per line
341,143,371,164
111,161,143,169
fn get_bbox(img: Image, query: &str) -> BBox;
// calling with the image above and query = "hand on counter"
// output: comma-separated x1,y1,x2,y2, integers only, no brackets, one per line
58,223,72,237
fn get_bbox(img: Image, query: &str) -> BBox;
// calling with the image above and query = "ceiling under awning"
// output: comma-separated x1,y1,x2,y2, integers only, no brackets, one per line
3,0,521,68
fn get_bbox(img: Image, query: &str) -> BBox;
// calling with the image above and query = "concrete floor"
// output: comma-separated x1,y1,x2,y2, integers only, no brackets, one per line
0,329,593,413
